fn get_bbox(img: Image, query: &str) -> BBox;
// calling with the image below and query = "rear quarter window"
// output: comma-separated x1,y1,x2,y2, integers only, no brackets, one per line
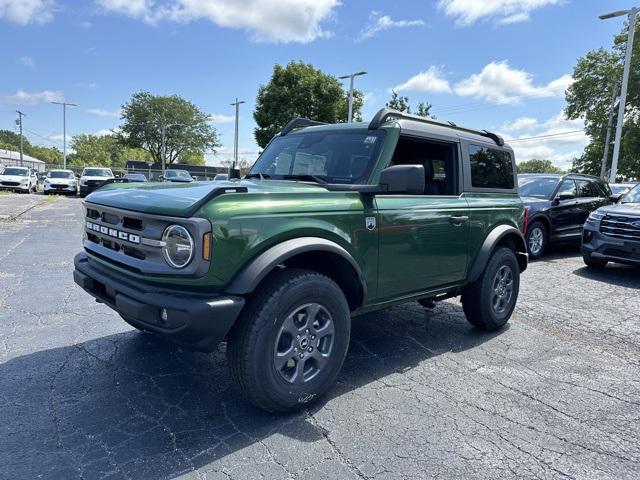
469,145,515,189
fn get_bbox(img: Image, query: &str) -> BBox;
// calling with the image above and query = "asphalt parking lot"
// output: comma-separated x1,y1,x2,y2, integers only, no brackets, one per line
1,194,639,480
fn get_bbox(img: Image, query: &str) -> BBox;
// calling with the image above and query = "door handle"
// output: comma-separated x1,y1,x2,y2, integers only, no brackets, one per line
449,215,469,225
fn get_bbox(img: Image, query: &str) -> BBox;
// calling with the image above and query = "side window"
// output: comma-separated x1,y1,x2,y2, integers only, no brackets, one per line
389,136,458,195
556,180,577,198
576,180,598,198
469,145,514,189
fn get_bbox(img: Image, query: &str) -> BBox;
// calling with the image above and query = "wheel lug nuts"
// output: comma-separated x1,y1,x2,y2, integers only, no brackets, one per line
294,347,298,353
308,347,313,352
299,353,304,359
311,335,315,340
306,329,310,334
296,335,300,339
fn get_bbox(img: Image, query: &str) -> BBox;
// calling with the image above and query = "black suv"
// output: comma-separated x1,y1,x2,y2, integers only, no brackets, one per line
518,173,611,258
582,183,640,268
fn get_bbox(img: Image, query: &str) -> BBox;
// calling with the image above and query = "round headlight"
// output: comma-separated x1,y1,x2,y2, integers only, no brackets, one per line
162,225,194,269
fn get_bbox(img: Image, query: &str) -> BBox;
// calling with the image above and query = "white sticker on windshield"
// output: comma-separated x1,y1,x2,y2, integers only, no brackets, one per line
364,136,378,144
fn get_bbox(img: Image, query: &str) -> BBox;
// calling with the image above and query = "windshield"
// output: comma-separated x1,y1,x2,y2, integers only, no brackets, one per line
611,184,635,195
83,168,113,177
621,184,640,203
48,171,74,179
165,170,191,179
249,130,385,184
518,176,560,199
2,167,29,176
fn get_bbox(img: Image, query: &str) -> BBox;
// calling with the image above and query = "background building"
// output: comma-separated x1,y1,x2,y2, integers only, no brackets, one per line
0,149,46,172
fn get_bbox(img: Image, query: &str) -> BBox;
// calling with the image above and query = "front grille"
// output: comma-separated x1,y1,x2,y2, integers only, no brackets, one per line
86,180,104,187
600,214,640,241
1,181,20,187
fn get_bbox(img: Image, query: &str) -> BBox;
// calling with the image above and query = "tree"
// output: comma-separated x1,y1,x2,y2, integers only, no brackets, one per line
253,61,364,148
119,92,220,165
386,91,433,118
517,159,564,174
566,21,640,179
68,134,151,169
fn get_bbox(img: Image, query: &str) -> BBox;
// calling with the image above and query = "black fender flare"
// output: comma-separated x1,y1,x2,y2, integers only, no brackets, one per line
225,237,367,297
526,213,552,236
467,225,528,282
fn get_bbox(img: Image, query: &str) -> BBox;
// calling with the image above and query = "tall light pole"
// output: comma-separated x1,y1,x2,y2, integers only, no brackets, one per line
600,83,619,179
230,98,245,176
51,101,78,169
599,7,638,182
15,110,25,166
339,71,367,123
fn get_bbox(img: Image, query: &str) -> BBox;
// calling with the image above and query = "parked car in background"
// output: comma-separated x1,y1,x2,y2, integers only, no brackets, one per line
44,169,78,195
213,173,229,181
582,183,640,268
161,169,194,183
518,173,611,258
79,167,115,197
0,166,38,193
123,173,148,183
609,182,638,202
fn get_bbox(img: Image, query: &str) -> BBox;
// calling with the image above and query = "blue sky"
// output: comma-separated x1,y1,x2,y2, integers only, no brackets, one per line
0,0,632,168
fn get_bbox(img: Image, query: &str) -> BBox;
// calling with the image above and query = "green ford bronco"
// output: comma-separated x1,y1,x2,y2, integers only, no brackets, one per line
73,108,528,413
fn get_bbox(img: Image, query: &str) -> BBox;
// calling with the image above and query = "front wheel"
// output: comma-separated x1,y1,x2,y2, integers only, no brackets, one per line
525,221,547,259
583,254,607,269
462,247,520,331
227,269,351,413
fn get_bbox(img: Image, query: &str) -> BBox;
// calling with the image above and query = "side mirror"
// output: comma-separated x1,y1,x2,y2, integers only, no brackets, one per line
609,193,622,203
379,165,425,194
557,192,575,201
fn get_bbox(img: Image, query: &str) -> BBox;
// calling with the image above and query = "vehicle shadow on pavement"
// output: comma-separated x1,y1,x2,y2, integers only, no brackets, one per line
535,243,581,262
573,264,640,288
1,301,502,479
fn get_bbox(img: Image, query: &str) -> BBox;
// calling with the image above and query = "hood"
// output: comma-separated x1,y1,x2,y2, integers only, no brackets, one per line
597,202,640,217
82,175,113,181
47,177,75,184
85,179,326,217
520,196,551,214
0,175,29,182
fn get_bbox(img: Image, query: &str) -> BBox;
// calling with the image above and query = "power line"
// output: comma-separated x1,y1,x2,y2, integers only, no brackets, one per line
24,127,65,148
506,130,585,142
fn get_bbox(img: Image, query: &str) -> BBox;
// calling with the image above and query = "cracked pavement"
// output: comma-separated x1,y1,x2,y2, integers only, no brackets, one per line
1,194,639,479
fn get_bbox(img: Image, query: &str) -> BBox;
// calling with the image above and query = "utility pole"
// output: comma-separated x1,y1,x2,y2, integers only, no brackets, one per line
160,123,166,176
230,98,245,177
51,101,78,169
600,83,619,179
599,7,638,182
15,110,25,166
338,71,367,122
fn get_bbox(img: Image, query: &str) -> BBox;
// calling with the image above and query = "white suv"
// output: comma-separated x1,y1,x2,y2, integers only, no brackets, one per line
44,169,78,195
0,166,38,193
79,167,114,197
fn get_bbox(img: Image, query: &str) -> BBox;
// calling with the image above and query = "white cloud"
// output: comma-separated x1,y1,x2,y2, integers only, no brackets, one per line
86,108,120,118
209,113,234,123
502,110,588,168
4,89,63,105
0,0,55,25
96,0,340,43
392,66,452,94
357,11,424,41
438,0,561,26
453,61,570,104
17,56,34,67
94,128,116,137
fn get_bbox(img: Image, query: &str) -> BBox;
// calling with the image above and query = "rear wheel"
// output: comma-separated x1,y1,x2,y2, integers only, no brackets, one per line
462,247,520,331
227,268,350,413
525,221,547,259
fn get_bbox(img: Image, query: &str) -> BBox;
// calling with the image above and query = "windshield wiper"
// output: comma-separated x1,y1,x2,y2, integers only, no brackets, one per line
245,173,271,180
282,174,328,185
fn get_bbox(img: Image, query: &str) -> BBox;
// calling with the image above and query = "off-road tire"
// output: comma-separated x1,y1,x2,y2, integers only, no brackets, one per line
227,268,350,414
462,247,520,331
525,221,547,259
583,254,607,269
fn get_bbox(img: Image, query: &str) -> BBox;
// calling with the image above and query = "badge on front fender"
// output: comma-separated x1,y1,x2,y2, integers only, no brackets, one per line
366,217,377,231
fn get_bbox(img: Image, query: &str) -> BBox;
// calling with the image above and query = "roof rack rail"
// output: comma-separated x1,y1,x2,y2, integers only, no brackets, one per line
280,117,328,136
368,108,505,147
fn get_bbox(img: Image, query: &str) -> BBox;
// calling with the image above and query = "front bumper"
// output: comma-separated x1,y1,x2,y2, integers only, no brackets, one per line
582,224,640,266
45,184,77,194
0,184,29,191
73,252,245,352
